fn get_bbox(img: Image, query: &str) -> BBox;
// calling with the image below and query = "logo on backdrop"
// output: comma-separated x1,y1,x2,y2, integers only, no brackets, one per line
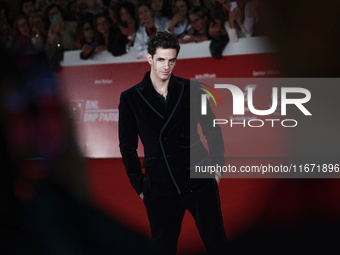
70,100,118,123
200,84,312,128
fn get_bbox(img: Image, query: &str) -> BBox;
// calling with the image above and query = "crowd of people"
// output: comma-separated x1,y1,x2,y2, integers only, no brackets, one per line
0,0,266,68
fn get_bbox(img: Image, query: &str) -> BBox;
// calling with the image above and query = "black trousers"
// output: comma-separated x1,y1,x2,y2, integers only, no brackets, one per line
144,181,228,255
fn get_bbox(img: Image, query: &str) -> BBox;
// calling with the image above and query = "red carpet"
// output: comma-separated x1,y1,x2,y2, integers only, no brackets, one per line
86,158,340,255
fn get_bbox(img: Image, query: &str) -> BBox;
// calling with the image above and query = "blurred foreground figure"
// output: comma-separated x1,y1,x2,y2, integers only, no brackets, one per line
0,49,154,255
228,1,340,254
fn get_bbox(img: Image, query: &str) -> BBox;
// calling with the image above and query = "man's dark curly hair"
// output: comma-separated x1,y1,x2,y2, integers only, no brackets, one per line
147,31,180,57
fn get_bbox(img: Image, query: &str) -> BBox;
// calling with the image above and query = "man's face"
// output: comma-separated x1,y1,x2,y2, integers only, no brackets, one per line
17,17,30,36
32,17,46,33
147,47,177,82
138,5,153,24
22,1,34,17
96,16,109,34
189,13,206,32
175,0,188,16
120,8,131,22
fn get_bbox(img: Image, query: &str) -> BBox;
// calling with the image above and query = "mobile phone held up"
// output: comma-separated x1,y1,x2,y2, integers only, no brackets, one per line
230,1,237,11
50,13,58,24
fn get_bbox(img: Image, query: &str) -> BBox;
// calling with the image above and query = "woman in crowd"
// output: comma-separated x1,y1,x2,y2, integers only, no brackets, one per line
30,12,48,37
45,4,77,70
93,13,112,52
13,15,38,53
149,0,172,24
168,0,192,37
107,2,119,27
0,1,14,49
45,4,77,51
29,12,48,50
178,5,222,44
134,3,170,52
93,13,129,56
116,1,137,47
75,20,96,59
210,0,248,42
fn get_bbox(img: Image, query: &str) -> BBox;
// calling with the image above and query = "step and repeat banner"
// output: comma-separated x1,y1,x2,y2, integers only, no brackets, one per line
58,37,286,158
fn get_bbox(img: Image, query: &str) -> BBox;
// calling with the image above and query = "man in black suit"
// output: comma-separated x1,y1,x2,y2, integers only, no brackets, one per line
119,31,227,255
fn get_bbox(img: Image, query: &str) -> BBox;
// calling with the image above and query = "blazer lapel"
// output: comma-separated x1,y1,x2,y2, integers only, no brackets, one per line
163,75,184,125
135,72,185,124
136,72,165,119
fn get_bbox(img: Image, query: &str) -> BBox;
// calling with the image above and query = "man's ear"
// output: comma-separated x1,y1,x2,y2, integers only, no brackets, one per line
147,53,153,65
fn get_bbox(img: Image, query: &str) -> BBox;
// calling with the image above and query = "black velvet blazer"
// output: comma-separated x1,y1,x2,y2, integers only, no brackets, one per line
118,72,224,200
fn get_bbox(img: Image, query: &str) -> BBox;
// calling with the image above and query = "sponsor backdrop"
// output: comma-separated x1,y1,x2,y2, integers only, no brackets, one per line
59,52,283,158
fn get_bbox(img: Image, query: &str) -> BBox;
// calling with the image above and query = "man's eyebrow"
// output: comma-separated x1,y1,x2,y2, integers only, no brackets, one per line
156,57,177,61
